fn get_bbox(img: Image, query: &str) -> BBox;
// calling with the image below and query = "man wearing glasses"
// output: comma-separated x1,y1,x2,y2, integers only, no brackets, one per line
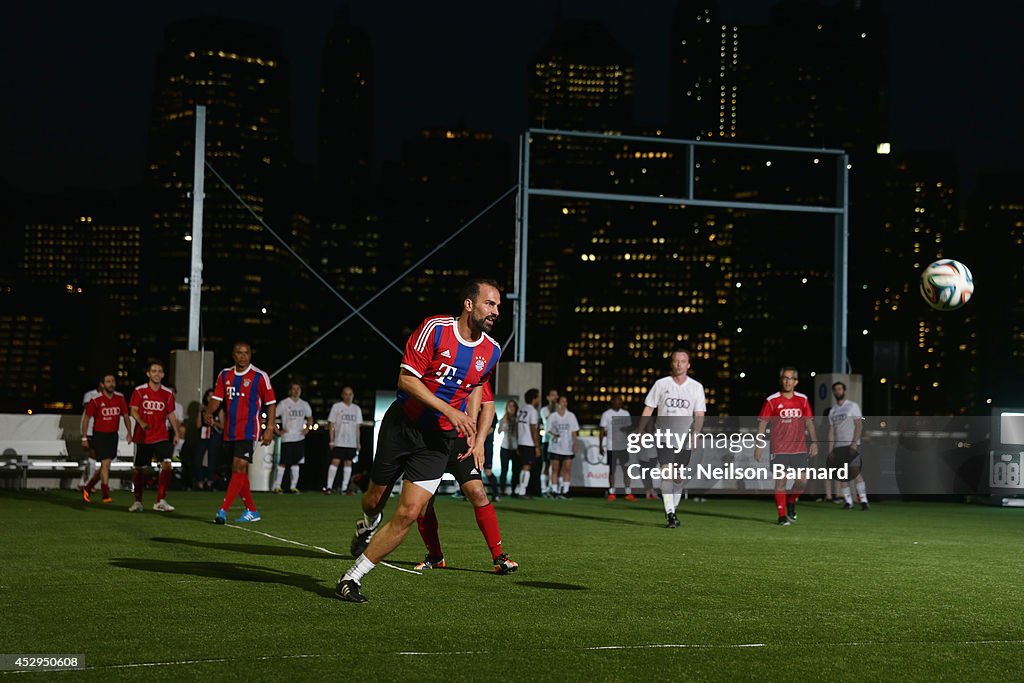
753,367,818,526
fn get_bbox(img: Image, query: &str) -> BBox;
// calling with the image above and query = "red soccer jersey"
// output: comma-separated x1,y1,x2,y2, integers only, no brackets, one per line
130,384,175,444
86,391,128,434
398,315,500,432
758,391,813,454
211,365,277,442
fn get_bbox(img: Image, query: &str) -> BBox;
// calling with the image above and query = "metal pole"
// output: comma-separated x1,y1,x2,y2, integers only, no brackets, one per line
516,133,531,363
686,142,695,200
833,153,850,373
188,105,206,351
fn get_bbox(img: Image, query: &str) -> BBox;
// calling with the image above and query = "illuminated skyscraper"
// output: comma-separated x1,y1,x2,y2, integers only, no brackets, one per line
143,17,295,370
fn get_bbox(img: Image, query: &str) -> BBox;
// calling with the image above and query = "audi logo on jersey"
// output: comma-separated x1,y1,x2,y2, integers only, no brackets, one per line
778,408,803,418
664,398,692,409
141,400,166,411
100,406,120,417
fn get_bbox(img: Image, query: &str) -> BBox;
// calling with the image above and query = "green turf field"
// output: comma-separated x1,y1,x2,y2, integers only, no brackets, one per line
1,490,1022,680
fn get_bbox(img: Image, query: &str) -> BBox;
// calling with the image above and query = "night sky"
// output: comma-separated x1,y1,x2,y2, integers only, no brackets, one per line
2,1,1021,196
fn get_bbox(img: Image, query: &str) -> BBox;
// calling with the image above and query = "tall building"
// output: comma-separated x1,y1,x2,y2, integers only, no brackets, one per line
871,151,976,415
669,1,740,141
318,9,373,215
1,190,142,410
972,172,1024,410
143,17,295,373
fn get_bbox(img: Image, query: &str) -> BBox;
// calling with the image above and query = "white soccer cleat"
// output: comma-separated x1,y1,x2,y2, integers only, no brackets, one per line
153,499,175,512
128,501,144,512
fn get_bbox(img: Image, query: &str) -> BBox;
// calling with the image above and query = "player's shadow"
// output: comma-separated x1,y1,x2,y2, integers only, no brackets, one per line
0,490,118,514
495,506,648,527
516,581,588,591
150,536,332,559
676,509,776,525
109,558,337,599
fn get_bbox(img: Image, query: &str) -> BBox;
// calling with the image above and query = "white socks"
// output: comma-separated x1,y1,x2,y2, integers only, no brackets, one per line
290,466,300,488
842,486,853,505
274,466,286,489
517,470,531,496
343,553,376,584
341,465,352,493
326,464,338,489
856,481,868,503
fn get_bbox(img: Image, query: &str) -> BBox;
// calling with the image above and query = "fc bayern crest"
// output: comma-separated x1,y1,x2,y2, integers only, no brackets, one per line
243,378,251,387
474,356,486,372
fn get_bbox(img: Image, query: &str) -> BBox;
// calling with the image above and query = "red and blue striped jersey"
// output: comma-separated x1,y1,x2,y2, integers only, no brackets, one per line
398,315,500,432
211,365,277,442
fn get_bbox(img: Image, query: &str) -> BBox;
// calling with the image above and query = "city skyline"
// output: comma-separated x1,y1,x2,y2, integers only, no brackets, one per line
1,1,1021,419
2,1,1022,196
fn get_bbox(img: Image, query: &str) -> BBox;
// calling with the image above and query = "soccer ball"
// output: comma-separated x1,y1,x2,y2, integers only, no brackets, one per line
919,259,974,311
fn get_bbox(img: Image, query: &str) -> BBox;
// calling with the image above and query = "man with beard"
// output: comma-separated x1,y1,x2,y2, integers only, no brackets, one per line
337,279,516,603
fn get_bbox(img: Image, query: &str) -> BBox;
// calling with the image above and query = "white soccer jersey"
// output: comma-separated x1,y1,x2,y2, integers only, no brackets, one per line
829,400,863,447
645,375,707,433
600,408,632,452
517,404,539,447
278,397,313,444
328,401,363,448
547,410,580,456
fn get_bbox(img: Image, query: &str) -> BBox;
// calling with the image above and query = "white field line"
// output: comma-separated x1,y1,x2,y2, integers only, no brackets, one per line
224,523,421,575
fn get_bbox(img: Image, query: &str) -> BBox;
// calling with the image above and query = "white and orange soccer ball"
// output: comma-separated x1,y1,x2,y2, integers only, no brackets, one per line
919,259,974,311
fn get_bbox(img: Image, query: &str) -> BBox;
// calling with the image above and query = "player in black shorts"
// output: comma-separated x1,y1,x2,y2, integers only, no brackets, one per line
337,280,517,603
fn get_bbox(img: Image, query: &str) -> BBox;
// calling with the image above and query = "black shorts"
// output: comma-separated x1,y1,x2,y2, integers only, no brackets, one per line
829,446,862,471
518,444,540,466
221,439,255,463
607,449,629,467
280,441,306,466
371,401,463,493
550,451,575,462
657,448,692,467
772,452,810,470
449,448,483,486
134,441,172,467
331,446,358,462
92,432,118,461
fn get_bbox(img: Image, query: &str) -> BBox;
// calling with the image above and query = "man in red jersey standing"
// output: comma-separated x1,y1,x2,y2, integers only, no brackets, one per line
81,373,132,503
337,279,515,603
753,367,818,526
205,342,277,524
129,362,182,512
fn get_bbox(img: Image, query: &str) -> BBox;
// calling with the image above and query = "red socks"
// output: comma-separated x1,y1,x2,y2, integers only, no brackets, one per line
787,488,803,505
221,473,242,511
474,503,503,560
132,469,145,502
239,474,256,512
774,491,787,517
157,469,171,500
101,483,109,498
417,506,443,558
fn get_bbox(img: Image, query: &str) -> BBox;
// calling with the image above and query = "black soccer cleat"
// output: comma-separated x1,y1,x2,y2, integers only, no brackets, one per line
861,502,870,511
842,502,854,510
777,516,791,526
786,502,797,521
350,518,378,558
335,578,368,603
493,553,519,575
664,512,680,528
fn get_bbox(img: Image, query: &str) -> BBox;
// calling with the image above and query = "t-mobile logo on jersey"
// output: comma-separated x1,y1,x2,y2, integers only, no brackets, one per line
435,362,458,385
225,386,239,400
